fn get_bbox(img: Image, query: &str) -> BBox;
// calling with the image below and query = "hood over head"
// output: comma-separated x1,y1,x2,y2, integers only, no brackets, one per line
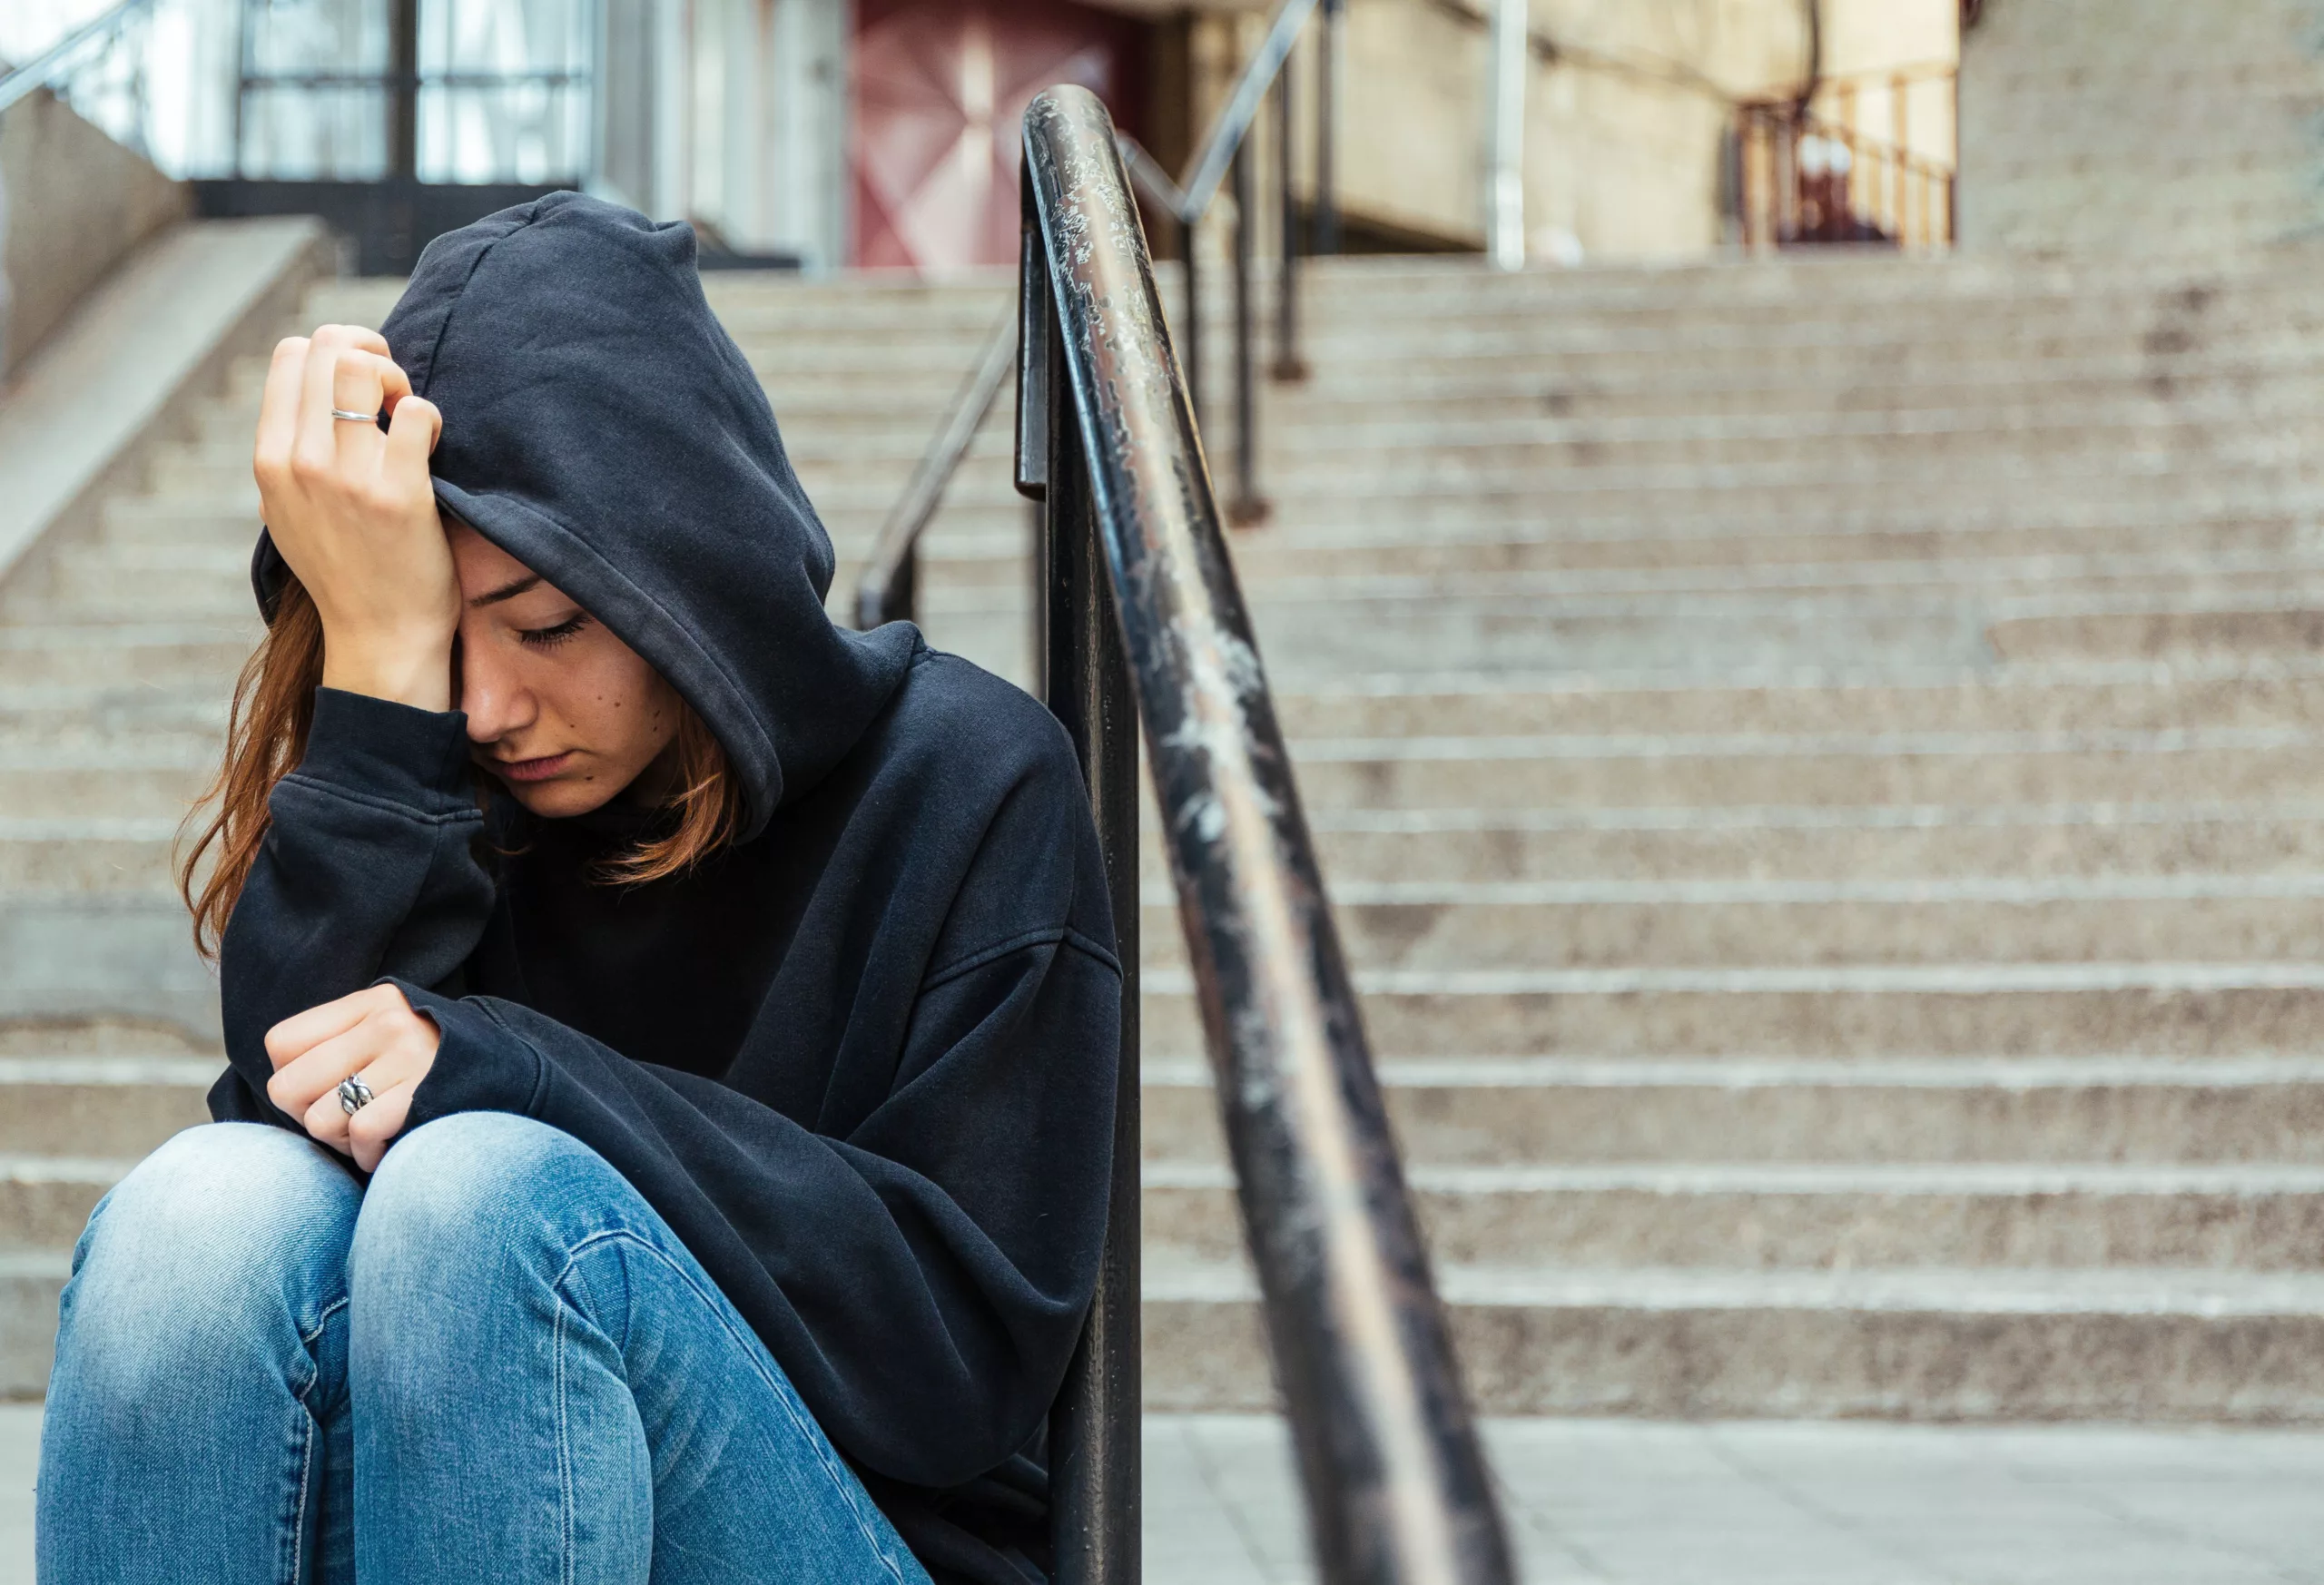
254,192,915,839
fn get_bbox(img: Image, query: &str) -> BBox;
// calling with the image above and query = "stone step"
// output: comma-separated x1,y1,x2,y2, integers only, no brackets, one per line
1142,1258,2324,1418
1140,1055,2324,1166
922,595,2324,679
0,898,219,1036
0,1251,67,1397
1990,605,2324,663
1273,803,2324,882
1134,876,2324,970
1226,502,2324,553
0,756,213,819
1268,665,2324,736
0,1055,213,1157
0,625,250,692
1275,367,2324,424
1143,1160,2324,1270
1255,729,2324,810
0,825,178,892
0,1154,137,1250
1137,965,2324,1058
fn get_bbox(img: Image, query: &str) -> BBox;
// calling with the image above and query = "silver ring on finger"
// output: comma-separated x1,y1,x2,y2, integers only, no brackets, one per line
337,1075,375,1115
330,407,379,423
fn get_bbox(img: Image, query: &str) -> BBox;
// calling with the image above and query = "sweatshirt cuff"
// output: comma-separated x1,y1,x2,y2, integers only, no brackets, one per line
294,688,478,817
392,982,547,1128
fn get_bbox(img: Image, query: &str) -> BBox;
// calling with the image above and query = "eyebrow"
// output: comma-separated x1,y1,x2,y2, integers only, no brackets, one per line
468,574,543,608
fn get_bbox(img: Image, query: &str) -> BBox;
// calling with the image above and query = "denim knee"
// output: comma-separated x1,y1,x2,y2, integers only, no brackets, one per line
350,1112,614,1297
54,1123,360,1403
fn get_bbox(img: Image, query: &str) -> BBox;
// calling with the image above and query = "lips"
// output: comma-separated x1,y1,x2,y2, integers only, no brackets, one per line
489,752,574,783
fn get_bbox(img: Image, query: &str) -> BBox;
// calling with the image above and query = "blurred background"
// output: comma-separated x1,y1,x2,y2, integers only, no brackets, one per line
7,2,2324,1581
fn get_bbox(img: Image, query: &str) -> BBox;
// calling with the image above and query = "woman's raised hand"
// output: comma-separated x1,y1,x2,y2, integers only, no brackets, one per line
252,325,458,711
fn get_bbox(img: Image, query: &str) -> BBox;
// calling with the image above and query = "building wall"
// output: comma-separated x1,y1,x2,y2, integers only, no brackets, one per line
0,88,189,379
656,0,1957,272
1188,0,1955,265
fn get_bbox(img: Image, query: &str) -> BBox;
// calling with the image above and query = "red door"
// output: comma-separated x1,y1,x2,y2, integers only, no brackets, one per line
851,0,1147,271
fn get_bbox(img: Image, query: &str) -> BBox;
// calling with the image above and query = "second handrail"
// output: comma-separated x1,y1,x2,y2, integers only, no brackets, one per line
853,305,1018,631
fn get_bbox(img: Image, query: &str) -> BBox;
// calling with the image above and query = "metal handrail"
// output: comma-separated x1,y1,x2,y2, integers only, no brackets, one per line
0,0,152,117
1736,94,1957,250
1023,84,1514,1585
852,307,1018,631
1118,0,1341,525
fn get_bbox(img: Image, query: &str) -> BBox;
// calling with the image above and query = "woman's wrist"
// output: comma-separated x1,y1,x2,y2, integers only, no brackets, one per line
320,626,456,713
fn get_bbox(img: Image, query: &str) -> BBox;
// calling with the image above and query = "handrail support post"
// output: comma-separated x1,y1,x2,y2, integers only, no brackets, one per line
1028,182,1143,1585
1228,139,1269,526
1315,0,1341,257
1272,62,1305,383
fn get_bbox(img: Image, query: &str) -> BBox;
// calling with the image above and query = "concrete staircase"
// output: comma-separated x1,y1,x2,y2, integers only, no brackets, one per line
1959,0,2324,253
10,247,2324,1423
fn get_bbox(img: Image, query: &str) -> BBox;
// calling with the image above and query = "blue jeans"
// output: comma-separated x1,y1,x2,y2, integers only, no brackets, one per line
35,1115,932,1585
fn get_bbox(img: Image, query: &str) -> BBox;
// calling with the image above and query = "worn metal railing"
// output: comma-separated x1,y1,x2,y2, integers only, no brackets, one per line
1736,69,1958,250
1118,0,1341,526
1025,84,1514,1585
852,307,1018,632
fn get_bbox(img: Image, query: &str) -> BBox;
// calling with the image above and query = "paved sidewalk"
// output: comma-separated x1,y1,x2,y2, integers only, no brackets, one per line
6,1404,2321,1581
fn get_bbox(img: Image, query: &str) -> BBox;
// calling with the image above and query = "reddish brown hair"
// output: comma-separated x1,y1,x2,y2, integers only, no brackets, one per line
178,570,742,957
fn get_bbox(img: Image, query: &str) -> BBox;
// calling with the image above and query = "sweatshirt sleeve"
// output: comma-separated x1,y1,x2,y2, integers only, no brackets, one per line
389,753,1126,1490
211,687,496,1126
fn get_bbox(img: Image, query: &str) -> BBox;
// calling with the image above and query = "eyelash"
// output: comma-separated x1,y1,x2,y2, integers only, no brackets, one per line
518,615,590,649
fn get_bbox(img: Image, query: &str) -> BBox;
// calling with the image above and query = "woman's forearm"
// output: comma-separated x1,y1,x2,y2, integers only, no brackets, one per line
216,690,495,1104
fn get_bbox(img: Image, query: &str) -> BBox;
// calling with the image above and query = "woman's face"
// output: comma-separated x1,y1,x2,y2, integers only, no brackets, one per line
448,520,683,818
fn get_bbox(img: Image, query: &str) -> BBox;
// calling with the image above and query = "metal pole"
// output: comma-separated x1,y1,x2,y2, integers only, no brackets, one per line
1273,64,1304,381
1315,0,1340,255
388,0,419,179
232,0,250,178
1029,196,1144,1585
1182,216,1203,435
1230,139,1266,523
1487,0,1525,271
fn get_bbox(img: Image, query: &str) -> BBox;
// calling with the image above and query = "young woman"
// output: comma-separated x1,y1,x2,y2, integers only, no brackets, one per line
34,193,1123,1585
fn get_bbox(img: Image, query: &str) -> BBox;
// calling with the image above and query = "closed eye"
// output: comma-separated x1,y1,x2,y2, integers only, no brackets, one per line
517,614,591,648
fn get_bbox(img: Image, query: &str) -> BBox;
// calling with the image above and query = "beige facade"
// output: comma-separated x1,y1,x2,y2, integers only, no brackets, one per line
1193,0,1957,263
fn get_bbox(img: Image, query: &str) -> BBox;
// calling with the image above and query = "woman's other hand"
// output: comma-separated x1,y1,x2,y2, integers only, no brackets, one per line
252,325,456,711
264,985,442,1173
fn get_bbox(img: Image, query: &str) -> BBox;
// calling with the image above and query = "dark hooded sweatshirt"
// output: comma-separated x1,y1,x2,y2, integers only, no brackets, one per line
208,192,1123,1585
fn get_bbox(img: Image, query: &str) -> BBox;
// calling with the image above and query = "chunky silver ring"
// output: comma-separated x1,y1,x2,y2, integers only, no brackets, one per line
337,1075,375,1115
330,407,379,423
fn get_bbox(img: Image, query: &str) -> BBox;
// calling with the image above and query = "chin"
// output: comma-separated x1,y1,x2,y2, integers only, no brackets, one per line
504,778,620,820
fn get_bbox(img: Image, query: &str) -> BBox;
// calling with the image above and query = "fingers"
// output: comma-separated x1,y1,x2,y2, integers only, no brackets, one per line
348,1080,418,1174
285,1014,429,1142
269,985,439,1168
291,327,402,471
384,394,443,478
263,984,385,1071
335,349,411,429
276,1020,379,1127
254,337,310,496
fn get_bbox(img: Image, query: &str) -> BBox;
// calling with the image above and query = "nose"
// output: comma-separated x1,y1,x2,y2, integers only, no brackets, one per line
456,628,537,747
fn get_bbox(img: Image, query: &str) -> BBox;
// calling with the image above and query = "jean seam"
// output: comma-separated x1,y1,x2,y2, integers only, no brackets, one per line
552,1228,914,1584
285,1293,345,1585
556,1297,576,1585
